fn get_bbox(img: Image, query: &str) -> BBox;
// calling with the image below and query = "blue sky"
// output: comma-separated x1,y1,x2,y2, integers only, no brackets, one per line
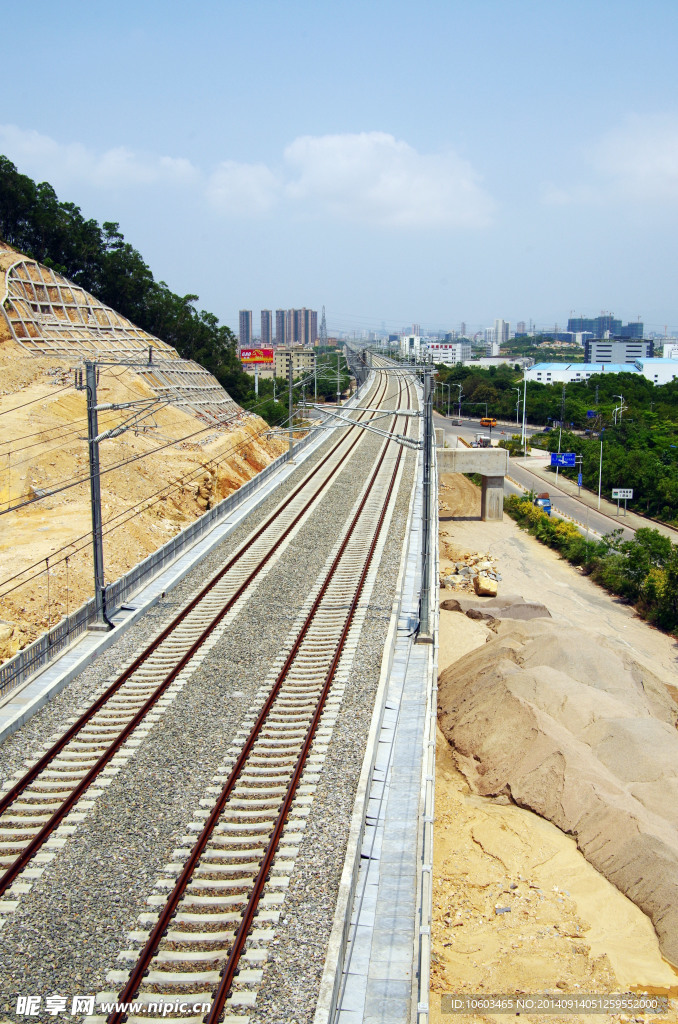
2,0,678,337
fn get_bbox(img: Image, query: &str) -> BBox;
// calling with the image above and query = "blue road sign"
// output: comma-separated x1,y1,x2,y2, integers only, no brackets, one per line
551,452,576,467
578,472,583,486
586,410,596,418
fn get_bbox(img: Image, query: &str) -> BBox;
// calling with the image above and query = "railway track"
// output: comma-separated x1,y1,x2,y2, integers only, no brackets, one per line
94,375,416,1022
0,371,402,917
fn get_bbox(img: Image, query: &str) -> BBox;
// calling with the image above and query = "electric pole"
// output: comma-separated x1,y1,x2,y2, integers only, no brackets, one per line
418,366,434,640
84,361,111,630
288,355,294,455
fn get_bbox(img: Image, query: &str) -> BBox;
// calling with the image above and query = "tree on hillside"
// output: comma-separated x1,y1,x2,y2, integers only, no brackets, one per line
0,155,253,406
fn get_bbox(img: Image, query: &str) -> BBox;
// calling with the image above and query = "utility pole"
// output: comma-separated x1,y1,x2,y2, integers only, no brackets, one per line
418,366,434,640
288,355,294,455
336,350,342,408
84,362,112,630
520,376,527,452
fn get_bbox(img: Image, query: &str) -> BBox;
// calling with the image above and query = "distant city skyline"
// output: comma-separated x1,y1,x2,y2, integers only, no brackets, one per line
3,1,678,335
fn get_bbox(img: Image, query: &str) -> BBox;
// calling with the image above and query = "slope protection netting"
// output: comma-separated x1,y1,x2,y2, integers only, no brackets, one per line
0,252,240,425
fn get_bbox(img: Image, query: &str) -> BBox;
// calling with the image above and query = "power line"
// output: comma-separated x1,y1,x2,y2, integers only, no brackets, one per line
0,415,287,601
0,383,72,417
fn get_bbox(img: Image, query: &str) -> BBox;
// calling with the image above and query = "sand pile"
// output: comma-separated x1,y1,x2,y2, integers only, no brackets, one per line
438,616,678,966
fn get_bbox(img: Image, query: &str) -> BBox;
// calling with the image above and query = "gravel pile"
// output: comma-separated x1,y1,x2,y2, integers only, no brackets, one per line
0,377,417,1022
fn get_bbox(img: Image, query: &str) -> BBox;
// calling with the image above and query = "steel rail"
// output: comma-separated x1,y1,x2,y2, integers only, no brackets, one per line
0,371,389,822
207,396,409,1024
106,377,414,1024
0,374,393,898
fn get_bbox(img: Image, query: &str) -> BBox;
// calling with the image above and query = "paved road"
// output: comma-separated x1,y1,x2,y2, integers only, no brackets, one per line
435,413,637,541
505,457,634,540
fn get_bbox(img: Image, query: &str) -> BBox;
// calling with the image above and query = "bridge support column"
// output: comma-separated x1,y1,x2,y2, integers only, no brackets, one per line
481,475,504,521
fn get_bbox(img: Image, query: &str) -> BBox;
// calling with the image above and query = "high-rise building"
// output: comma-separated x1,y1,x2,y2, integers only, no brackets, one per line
300,308,317,346
260,310,272,346
239,310,252,346
275,309,286,346
494,319,509,346
459,322,467,337
270,308,319,346
567,314,643,339
516,321,526,335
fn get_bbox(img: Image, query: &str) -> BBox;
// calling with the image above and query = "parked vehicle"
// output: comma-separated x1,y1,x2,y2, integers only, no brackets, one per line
533,492,552,516
473,433,492,448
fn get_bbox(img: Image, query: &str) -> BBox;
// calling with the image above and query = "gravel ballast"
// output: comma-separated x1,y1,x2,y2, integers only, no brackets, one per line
0,375,418,1021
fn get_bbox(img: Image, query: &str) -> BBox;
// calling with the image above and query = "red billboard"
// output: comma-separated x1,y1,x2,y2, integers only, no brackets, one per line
240,348,274,364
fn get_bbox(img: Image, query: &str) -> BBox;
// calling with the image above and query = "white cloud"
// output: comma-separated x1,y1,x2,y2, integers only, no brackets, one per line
593,114,678,201
206,160,280,216
0,124,199,189
542,114,678,207
0,124,492,229
283,131,493,228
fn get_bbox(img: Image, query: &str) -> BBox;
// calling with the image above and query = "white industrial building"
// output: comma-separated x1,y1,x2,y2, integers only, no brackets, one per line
464,356,533,370
525,359,678,386
635,358,678,384
425,340,471,364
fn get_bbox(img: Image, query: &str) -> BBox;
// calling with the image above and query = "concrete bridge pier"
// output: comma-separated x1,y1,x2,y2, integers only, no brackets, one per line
436,445,509,521
481,474,505,521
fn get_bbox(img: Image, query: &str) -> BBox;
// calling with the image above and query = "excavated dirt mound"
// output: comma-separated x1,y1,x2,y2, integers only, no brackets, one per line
438,617,678,966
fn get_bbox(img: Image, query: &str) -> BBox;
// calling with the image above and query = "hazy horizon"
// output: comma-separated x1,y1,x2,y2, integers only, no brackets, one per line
3,1,678,338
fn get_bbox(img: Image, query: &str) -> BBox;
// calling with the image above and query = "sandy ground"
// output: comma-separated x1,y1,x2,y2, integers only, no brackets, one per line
0,333,287,662
431,474,678,1024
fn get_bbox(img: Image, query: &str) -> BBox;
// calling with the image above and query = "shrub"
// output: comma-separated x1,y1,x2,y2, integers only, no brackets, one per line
503,496,678,636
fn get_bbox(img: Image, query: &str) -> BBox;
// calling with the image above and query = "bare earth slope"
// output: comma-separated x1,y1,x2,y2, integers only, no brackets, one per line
0,249,286,662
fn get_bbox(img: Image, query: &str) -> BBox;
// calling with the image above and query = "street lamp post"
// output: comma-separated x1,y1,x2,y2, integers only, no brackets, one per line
510,386,520,426
520,376,527,452
613,394,625,424
436,382,450,417
453,383,464,418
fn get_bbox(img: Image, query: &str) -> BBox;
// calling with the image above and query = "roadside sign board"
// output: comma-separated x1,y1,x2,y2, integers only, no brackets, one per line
240,348,274,364
612,488,633,499
586,410,596,418
550,452,576,467
578,472,583,486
